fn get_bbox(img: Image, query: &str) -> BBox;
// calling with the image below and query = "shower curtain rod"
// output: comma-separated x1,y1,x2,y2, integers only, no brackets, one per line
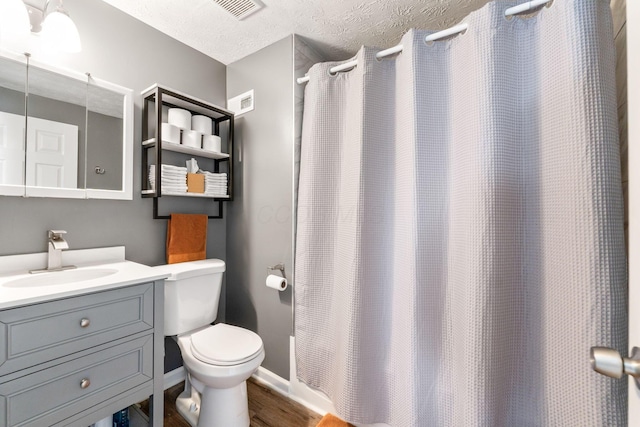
296,0,552,85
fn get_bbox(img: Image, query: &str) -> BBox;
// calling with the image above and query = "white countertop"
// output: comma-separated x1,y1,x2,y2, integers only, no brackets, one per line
0,247,168,310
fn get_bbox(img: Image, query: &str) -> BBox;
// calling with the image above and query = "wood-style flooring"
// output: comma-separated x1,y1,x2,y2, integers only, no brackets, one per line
139,378,324,427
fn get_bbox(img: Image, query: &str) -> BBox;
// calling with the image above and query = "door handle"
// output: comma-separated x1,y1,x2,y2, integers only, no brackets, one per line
590,346,640,386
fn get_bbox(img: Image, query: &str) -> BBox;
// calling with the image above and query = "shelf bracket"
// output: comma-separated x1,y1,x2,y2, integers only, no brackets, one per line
152,197,223,220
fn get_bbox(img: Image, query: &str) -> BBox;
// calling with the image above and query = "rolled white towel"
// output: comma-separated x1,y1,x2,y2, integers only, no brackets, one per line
160,164,187,170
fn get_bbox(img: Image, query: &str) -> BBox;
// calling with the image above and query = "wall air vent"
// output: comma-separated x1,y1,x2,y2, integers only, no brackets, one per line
211,0,264,20
228,90,255,116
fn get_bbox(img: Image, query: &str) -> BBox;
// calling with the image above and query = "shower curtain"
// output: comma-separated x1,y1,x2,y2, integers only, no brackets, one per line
294,0,627,426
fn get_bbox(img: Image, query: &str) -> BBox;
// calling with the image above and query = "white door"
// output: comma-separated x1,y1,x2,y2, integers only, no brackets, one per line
25,116,78,189
589,2,640,425
0,111,25,186
628,1,640,424
594,1,640,424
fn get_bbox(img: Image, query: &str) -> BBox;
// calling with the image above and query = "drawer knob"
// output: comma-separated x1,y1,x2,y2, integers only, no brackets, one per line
80,378,91,389
80,318,90,328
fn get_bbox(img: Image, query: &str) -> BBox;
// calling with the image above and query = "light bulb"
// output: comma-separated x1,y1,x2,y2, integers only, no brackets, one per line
0,0,31,52
41,9,81,53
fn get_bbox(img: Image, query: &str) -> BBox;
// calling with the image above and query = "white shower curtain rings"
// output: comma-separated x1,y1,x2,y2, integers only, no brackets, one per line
297,0,554,84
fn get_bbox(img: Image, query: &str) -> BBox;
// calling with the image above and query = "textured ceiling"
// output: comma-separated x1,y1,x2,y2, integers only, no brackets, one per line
99,0,492,65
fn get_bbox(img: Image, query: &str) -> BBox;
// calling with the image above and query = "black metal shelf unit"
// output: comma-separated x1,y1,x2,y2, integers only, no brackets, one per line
141,84,234,219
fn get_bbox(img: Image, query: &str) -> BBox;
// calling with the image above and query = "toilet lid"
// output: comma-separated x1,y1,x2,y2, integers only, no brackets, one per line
190,324,263,366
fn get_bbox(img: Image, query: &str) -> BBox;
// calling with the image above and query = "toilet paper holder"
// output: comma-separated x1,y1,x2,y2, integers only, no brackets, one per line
267,263,286,277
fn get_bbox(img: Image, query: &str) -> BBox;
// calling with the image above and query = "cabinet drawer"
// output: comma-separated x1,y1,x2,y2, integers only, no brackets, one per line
0,334,153,427
0,283,153,376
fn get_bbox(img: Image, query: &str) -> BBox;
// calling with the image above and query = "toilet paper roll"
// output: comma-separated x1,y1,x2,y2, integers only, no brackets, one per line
161,122,180,144
168,108,191,130
182,129,202,148
192,115,213,134
266,274,287,291
203,134,222,152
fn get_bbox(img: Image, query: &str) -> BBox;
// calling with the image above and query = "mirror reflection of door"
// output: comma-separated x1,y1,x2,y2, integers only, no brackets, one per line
0,112,24,186
27,64,86,191
26,116,78,188
0,112,78,188
0,54,26,190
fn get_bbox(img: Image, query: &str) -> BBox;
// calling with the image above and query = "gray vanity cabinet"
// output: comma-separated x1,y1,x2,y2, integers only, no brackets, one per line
0,281,164,427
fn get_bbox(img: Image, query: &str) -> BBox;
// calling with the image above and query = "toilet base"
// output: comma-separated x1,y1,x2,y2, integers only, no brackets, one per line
176,386,200,427
175,376,250,427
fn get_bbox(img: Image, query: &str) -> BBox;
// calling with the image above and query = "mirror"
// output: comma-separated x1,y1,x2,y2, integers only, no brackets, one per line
86,76,127,195
25,60,87,197
0,52,27,196
0,50,133,199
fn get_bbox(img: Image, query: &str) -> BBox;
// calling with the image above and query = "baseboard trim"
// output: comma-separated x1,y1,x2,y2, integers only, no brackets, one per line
164,367,186,390
252,366,290,397
252,366,328,417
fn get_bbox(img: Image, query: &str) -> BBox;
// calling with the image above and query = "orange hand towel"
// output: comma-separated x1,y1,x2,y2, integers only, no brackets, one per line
166,213,208,264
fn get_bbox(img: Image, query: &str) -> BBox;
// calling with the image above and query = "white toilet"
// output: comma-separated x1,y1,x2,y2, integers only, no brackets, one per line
155,259,265,427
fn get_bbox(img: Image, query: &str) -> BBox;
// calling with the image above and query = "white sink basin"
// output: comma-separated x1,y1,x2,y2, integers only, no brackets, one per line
0,247,169,310
3,268,119,288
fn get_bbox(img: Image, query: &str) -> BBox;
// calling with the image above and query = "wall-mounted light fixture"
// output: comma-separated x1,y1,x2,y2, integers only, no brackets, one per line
0,0,81,53
0,0,32,50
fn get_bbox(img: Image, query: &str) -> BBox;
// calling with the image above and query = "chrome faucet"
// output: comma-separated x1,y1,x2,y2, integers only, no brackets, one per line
30,230,76,273
48,230,69,270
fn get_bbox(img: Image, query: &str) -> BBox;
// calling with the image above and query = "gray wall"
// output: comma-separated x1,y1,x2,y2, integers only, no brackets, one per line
226,36,294,380
0,0,228,371
0,0,227,267
0,0,227,264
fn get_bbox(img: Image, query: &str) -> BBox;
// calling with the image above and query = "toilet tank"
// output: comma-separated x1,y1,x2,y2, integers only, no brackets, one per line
154,259,226,336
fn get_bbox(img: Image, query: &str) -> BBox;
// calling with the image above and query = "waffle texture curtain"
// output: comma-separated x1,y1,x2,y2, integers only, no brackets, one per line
294,1,627,425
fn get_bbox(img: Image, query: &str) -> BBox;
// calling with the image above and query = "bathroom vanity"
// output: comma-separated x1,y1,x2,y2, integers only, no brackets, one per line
0,247,167,427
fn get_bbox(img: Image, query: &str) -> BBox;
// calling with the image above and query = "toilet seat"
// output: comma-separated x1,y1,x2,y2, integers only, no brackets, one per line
190,323,263,366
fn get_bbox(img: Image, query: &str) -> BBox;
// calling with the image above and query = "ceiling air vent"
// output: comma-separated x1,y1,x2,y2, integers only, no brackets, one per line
211,0,264,20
